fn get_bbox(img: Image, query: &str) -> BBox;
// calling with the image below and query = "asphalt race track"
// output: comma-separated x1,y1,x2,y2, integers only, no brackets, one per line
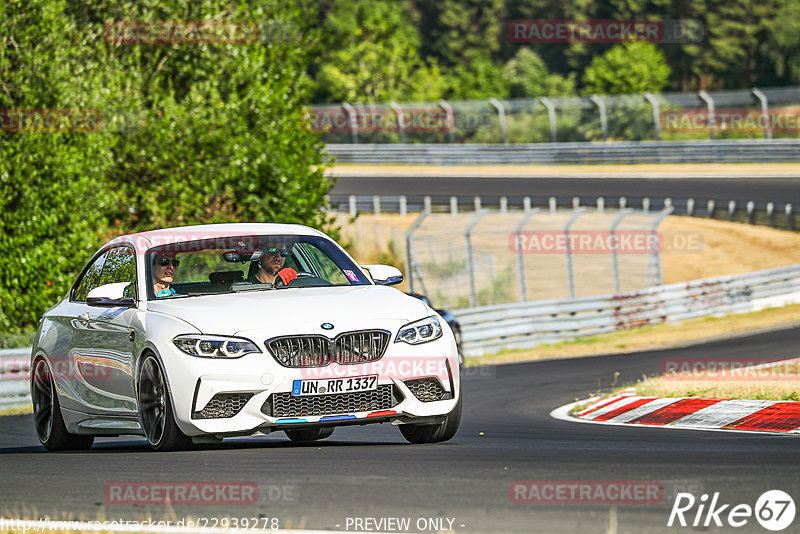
330,176,800,206
1,327,799,533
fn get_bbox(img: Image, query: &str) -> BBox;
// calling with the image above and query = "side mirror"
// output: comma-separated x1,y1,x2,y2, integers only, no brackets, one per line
362,264,403,286
86,282,136,307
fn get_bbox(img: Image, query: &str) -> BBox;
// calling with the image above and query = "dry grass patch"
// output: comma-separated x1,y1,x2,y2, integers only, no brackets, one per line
636,360,800,401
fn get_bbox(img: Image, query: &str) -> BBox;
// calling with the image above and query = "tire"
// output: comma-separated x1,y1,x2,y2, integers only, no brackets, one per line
399,392,462,444
31,358,94,451
453,327,464,368
137,355,191,452
285,426,335,442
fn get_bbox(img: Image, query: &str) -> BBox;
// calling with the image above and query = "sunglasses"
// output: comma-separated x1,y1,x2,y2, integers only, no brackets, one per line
157,258,180,267
265,248,289,257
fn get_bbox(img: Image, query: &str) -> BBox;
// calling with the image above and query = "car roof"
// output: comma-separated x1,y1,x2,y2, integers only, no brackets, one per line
107,223,327,252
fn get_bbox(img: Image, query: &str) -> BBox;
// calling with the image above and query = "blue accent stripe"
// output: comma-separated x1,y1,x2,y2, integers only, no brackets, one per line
276,418,307,424
320,415,357,422
291,380,302,396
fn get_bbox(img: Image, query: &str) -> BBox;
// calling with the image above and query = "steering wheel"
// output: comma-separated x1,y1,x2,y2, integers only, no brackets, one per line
273,271,314,288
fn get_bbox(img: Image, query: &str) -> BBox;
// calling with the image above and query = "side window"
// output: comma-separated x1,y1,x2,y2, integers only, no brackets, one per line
99,246,137,298
73,251,108,301
296,243,349,284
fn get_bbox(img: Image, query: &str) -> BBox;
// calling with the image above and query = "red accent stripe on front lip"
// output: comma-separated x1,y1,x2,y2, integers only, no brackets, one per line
592,398,656,422
629,398,722,425
725,402,800,432
367,410,397,418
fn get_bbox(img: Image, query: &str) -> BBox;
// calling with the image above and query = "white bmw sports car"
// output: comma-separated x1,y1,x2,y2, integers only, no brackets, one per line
30,223,461,451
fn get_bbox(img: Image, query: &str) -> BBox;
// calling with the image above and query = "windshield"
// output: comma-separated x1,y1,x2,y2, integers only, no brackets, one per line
145,234,370,299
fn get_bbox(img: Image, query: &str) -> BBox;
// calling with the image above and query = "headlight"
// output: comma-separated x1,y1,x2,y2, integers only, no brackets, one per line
395,316,443,345
172,335,261,358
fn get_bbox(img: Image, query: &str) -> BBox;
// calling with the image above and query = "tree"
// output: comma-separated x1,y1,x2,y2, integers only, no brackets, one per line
312,0,445,103
502,48,576,98
581,42,670,95
0,0,332,333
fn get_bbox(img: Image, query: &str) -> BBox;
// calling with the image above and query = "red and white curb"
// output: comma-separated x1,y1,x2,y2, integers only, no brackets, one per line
551,387,800,435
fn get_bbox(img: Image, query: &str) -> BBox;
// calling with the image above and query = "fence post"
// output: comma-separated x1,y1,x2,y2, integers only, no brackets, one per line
474,196,482,211
597,197,605,212
687,198,695,217
349,195,357,218
342,102,359,144
489,97,508,145
515,209,538,302
549,196,557,214
404,210,428,293
728,200,736,222
610,210,631,294
523,196,532,213
438,99,456,143
644,92,661,140
698,91,716,140
450,196,458,216
373,195,381,215
500,196,508,213
424,196,432,214
664,198,672,210
642,197,650,213
767,202,774,227
619,196,627,210
540,97,557,143
572,196,580,210
751,88,772,140
465,210,488,307
747,201,755,224
388,100,406,143
787,204,794,231
399,195,407,217
707,199,715,218
564,209,585,298
647,207,674,287
590,95,608,141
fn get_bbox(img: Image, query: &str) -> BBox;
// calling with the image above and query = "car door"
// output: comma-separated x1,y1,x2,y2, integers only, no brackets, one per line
69,245,139,416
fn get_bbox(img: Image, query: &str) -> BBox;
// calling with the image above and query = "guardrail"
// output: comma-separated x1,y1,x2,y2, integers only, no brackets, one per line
325,140,800,165
330,194,797,231
454,264,800,356
0,348,32,410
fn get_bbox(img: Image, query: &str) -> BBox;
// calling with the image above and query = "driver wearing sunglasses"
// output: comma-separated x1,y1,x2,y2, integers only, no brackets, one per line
152,253,181,298
248,240,298,286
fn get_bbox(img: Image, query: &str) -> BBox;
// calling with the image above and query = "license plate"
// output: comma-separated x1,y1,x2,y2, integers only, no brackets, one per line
291,375,378,396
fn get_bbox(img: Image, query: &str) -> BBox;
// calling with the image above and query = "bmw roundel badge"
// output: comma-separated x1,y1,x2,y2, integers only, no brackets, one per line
321,322,334,330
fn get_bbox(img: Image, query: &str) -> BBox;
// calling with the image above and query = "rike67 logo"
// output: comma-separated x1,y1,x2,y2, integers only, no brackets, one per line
668,490,795,531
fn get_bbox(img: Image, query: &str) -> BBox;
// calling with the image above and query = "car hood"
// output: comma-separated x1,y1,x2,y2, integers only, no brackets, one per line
146,285,429,336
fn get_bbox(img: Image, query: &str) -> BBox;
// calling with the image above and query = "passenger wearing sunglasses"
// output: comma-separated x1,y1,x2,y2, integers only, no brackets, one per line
153,254,181,298
248,242,297,286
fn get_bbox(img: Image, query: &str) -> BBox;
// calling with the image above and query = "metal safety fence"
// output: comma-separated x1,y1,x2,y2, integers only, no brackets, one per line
453,263,800,356
324,139,800,164
404,208,674,310
309,86,800,144
330,194,799,231
0,347,32,410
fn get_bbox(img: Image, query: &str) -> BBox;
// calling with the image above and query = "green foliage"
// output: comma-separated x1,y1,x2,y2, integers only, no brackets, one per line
503,48,576,98
582,42,671,95
0,0,331,332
